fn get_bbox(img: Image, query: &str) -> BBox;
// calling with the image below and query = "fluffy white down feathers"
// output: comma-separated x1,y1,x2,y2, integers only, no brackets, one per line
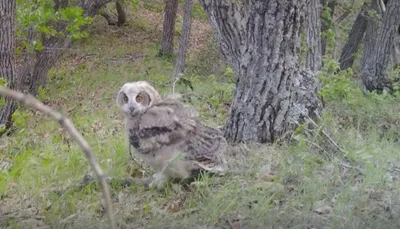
116,81,228,189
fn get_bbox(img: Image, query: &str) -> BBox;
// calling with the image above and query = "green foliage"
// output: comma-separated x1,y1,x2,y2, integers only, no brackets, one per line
16,0,93,51
223,67,235,83
11,109,30,133
37,86,49,101
0,78,5,106
142,0,164,13
318,58,362,104
321,5,335,57
193,2,207,20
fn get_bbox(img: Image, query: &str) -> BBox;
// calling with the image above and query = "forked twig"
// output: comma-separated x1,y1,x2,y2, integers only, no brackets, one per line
0,87,116,229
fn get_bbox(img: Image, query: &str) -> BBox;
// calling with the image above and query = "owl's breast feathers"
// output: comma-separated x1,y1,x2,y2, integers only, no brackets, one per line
128,124,183,154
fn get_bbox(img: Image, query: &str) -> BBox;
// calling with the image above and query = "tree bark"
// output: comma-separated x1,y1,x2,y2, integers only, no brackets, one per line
306,0,323,71
115,0,126,26
320,0,336,56
99,0,127,26
362,0,400,92
391,35,400,72
54,0,69,10
158,0,179,57
18,0,113,96
172,0,193,78
0,0,17,131
361,0,381,69
199,0,323,143
338,3,368,70
1,0,113,133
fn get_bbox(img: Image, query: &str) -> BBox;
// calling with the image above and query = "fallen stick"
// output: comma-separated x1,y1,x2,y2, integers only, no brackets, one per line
0,87,116,229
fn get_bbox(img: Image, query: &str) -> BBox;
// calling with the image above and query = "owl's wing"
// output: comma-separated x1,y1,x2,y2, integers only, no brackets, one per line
132,101,198,153
183,124,228,173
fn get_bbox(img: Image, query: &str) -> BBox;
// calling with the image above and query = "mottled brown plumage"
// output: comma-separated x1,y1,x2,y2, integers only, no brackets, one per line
116,81,227,188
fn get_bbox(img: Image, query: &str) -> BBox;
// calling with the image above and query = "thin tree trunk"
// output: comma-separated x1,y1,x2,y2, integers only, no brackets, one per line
19,0,113,96
100,10,115,25
172,0,193,79
362,0,400,92
199,0,323,143
0,0,17,132
2,0,112,133
158,0,179,57
23,35,71,96
320,0,336,56
306,0,323,71
338,3,368,70
99,0,127,26
115,0,126,26
391,35,400,72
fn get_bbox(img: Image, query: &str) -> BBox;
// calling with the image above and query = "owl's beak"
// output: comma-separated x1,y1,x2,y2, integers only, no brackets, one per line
129,106,135,113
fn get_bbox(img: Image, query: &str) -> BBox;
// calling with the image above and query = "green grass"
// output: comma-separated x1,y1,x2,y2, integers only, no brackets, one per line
2,5,400,229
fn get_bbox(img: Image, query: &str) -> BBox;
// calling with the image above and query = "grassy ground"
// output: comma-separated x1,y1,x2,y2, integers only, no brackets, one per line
2,2,400,228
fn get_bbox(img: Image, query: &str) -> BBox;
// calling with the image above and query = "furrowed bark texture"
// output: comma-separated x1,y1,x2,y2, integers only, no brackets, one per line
199,0,323,143
0,0,17,130
361,0,380,69
306,0,322,71
173,0,193,77
159,0,179,56
362,0,400,91
338,3,368,70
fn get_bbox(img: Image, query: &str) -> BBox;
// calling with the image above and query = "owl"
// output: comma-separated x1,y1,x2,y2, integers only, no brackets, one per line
116,81,228,189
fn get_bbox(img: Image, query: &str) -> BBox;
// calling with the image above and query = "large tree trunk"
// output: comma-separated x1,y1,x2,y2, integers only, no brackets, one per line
0,0,17,132
361,0,381,69
320,0,336,56
158,0,179,57
361,0,400,92
338,3,368,70
199,0,323,143
306,0,323,71
172,0,193,78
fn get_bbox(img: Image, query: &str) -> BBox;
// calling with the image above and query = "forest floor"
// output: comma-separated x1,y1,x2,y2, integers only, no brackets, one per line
2,1,400,229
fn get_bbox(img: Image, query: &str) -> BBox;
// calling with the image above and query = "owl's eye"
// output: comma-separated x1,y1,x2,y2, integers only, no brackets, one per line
122,93,129,103
136,95,144,103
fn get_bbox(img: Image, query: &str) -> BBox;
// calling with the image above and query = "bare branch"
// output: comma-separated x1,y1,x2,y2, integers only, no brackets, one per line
379,0,386,13
0,87,116,229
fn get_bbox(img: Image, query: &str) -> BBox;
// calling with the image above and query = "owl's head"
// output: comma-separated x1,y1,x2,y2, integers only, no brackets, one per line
116,81,160,116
